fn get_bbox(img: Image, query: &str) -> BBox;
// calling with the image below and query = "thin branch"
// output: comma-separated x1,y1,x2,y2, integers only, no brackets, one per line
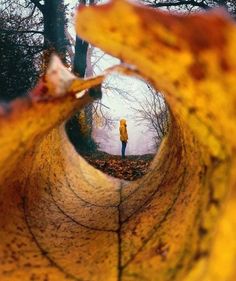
29,0,44,13
0,29,44,35
146,0,210,9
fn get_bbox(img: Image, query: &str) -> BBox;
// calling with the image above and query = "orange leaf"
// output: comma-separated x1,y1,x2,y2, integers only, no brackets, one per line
1,1,236,281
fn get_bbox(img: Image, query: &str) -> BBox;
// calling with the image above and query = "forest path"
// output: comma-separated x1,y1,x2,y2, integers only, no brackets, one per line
83,152,155,181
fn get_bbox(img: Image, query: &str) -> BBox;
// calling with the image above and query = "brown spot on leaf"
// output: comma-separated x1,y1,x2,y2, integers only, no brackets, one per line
189,61,207,81
220,56,231,72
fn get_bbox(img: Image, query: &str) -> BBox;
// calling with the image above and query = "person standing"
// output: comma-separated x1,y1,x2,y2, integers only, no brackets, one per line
119,119,128,159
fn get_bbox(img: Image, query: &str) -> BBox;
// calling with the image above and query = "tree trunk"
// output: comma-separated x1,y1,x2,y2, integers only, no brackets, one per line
66,0,101,155
43,0,67,64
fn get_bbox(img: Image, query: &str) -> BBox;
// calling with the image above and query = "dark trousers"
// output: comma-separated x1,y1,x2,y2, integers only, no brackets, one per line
121,141,127,158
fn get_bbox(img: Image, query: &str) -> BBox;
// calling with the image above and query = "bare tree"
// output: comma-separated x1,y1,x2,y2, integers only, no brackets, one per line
132,87,170,146
142,0,236,17
0,0,69,65
0,12,39,101
65,0,104,154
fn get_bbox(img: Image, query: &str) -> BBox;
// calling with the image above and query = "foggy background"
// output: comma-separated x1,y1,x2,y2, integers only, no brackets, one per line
68,0,158,155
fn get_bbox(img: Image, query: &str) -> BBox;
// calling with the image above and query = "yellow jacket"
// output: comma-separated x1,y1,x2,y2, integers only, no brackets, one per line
119,119,128,142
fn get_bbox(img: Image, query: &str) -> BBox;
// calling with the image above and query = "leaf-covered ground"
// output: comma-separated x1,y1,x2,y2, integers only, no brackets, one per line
83,152,155,181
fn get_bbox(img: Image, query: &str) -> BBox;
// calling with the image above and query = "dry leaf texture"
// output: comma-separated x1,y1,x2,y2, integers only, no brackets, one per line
0,1,236,281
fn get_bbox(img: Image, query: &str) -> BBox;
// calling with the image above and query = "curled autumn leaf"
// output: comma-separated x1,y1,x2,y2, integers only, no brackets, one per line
0,1,236,281
76,1,236,280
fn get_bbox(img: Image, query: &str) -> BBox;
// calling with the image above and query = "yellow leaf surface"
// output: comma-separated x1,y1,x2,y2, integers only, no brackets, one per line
1,1,236,281
76,1,236,280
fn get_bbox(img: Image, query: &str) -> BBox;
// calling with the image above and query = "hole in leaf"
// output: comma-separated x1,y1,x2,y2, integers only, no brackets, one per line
66,74,169,181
